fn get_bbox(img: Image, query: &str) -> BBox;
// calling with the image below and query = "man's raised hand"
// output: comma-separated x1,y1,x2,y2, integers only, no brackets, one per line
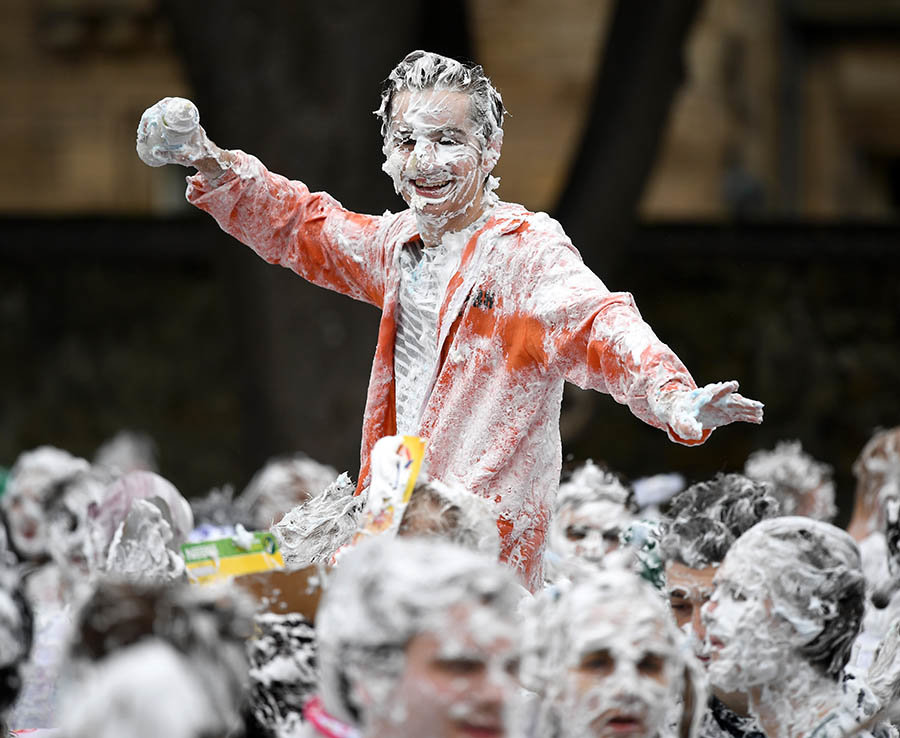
136,97,233,178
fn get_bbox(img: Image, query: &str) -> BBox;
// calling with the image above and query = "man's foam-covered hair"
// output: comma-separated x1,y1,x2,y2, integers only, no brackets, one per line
555,460,636,514
315,537,521,727
375,50,505,142
744,440,836,521
398,478,500,558
660,473,780,568
728,517,865,680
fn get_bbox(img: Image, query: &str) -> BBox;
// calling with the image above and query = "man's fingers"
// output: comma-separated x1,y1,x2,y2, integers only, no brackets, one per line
704,380,739,402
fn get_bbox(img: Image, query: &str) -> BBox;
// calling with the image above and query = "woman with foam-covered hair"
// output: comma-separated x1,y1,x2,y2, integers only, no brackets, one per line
703,517,892,738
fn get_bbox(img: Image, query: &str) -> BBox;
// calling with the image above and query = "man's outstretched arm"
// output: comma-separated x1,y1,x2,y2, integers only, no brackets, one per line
532,235,763,444
136,97,390,308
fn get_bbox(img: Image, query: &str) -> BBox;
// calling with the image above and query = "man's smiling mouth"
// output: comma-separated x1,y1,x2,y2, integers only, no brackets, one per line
411,179,452,197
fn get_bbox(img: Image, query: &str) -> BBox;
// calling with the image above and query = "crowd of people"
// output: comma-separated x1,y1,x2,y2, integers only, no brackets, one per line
0,426,897,738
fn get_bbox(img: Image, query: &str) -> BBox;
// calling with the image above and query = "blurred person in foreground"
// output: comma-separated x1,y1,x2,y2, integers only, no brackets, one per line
659,474,780,738
521,567,705,738
311,536,523,738
137,49,763,590
58,579,253,738
702,517,893,738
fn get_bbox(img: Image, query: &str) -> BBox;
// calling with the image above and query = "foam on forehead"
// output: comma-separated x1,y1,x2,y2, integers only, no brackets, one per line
376,50,505,143
726,516,860,579
555,461,632,512
534,569,681,673
5,445,91,501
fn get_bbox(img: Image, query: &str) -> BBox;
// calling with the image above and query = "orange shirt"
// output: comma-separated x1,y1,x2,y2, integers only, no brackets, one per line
187,152,709,591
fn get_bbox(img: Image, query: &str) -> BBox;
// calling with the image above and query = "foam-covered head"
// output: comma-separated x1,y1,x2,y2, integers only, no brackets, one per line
660,473,780,569
315,537,522,735
44,468,113,577
240,454,337,530
376,50,505,145
661,476,779,666
548,463,635,566
853,427,900,522
378,52,505,237
397,478,500,557
523,569,703,738
2,446,91,559
93,430,158,475
744,441,836,521
704,517,865,692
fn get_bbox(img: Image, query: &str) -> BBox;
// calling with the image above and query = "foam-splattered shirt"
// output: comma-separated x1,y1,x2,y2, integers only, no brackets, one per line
186,152,710,591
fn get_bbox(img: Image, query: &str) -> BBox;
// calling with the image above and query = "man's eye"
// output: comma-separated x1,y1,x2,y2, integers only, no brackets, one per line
436,657,482,675
580,650,614,673
439,138,461,146
565,526,587,541
602,530,620,543
670,602,691,613
637,653,665,676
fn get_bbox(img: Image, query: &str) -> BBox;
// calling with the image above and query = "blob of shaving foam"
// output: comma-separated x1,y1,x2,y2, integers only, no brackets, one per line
353,435,427,542
136,96,200,167
161,98,199,141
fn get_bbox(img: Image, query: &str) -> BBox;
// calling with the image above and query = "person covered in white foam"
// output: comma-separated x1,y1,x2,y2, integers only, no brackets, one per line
659,473,780,738
702,517,895,738
311,537,524,738
521,567,705,738
136,50,763,590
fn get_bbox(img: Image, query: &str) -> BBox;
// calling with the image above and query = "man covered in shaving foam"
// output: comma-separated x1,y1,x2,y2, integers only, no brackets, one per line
136,50,763,590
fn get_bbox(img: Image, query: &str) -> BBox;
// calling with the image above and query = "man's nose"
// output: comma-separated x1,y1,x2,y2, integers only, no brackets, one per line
700,599,717,626
476,665,513,708
692,603,707,643
413,139,436,168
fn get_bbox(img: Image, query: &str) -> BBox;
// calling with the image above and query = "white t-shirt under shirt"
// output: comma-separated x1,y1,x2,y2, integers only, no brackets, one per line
394,216,489,436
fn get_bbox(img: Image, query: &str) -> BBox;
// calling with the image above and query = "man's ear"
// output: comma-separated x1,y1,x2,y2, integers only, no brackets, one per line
482,129,503,174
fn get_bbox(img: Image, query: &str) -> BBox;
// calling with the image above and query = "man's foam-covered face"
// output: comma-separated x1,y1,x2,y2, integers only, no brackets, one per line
665,561,716,666
383,89,490,232
370,603,520,738
549,501,633,565
559,604,682,738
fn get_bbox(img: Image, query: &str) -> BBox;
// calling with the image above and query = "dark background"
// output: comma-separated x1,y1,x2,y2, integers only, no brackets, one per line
2,1,899,525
